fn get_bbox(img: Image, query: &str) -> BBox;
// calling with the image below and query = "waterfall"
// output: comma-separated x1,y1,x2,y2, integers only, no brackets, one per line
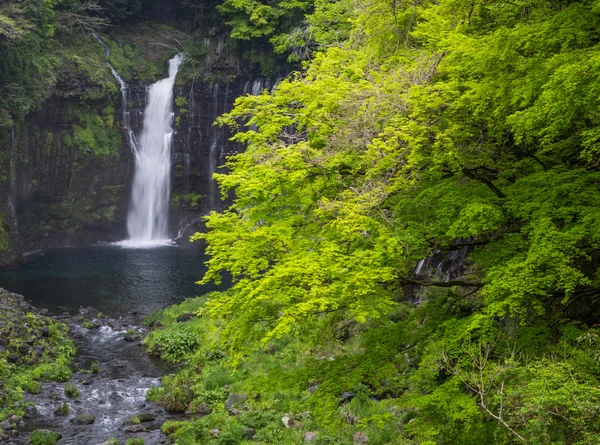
120,54,183,247
251,79,263,96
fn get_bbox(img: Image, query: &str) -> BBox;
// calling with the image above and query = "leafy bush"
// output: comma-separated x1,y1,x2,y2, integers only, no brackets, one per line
29,430,60,445
55,402,70,416
158,328,199,362
64,384,79,398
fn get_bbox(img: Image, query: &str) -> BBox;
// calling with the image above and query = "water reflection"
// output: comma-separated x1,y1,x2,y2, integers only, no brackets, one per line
0,245,222,315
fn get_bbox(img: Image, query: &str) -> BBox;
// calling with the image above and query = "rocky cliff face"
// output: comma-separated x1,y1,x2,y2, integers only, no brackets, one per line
0,28,281,266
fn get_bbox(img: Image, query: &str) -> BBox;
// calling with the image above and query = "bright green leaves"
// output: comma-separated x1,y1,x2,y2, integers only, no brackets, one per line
218,0,312,40
480,170,600,316
192,0,600,441
448,204,504,238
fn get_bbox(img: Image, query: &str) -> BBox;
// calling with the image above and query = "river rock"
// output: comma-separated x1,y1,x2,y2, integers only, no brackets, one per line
71,413,96,425
196,402,212,416
224,393,248,411
137,412,156,422
123,424,146,433
24,406,38,419
176,313,195,322
304,432,318,442
186,402,212,417
353,432,369,444
109,359,128,369
341,392,356,403
281,414,296,428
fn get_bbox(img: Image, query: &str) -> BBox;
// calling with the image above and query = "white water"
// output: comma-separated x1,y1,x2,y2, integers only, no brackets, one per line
92,34,137,151
118,54,183,248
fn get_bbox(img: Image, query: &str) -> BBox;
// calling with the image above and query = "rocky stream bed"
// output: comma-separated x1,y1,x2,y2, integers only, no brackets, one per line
0,290,180,445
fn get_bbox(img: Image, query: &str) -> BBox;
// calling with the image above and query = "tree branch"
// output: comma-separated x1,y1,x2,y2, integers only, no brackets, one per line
401,278,484,288
462,167,505,198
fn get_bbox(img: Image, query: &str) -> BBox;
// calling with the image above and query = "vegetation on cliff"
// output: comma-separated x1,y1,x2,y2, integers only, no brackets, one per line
143,0,600,443
0,290,75,422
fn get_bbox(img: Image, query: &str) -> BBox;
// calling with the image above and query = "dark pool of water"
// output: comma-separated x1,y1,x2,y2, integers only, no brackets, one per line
0,244,223,316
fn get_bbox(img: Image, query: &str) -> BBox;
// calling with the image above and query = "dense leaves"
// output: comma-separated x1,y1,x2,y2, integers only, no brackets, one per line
179,0,600,443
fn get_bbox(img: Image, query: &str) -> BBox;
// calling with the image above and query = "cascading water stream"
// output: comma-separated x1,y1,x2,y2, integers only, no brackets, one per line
120,54,183,247
92,34,137,150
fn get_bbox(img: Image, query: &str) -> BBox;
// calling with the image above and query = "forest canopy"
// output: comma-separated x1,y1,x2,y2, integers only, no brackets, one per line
179,0,600,443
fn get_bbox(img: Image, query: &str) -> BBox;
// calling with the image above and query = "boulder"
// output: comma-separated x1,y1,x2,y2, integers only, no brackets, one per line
24,406,38,419
195,403,212,416
176,313,195,323
353,432,369,444
282,415,296,428
304,432,318,442
71,413,96,425
341,392,356,403
123,425,146,433
224,393,248,411
137,412,156,423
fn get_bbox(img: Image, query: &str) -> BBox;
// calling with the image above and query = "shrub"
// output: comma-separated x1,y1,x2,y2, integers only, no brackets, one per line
55,402,70,416
126,439,145,445
160,328,199,361
29,430,60,445
91,361,100,374
37,364,72,382
24,380,41,394
64,384,79,398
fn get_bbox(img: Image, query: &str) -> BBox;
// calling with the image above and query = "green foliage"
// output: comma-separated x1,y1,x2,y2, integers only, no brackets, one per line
164,0,600,442
91,361,100,374
125,439,145,445
72,109,120,156
64,383,79,398
29,430,60,445
55,401,70,416
170,193,203,209
0,297,75,421
104,22,185,83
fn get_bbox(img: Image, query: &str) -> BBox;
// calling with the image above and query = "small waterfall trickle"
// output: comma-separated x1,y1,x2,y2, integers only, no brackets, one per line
251,79,263,96
119,54,183,247
7,126,18,237
207,83,220,210
93,34,137,150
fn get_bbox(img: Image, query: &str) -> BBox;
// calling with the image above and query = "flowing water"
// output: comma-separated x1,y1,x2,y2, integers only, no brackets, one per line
21,319,176,445
0,244,224,444
124,55,183,247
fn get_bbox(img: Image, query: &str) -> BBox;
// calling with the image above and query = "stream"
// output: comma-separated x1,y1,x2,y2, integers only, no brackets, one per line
0,245,221,444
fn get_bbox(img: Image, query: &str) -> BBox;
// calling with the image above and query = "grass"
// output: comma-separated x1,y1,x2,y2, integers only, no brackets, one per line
141,295,408,445
0,303,75,421
55,402,70,416
29,430,60,445
64,383,79,398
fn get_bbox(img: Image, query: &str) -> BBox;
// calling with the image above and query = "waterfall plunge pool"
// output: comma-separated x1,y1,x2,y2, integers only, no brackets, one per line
0,244,226,316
